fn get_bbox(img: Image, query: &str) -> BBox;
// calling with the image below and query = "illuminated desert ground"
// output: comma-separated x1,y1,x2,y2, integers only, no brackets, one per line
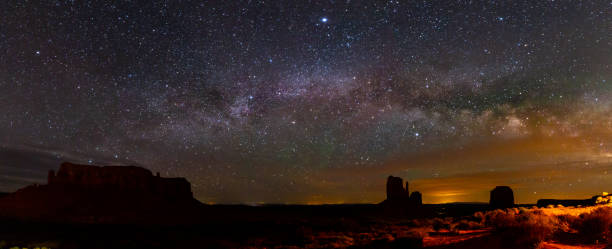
237,204,612,249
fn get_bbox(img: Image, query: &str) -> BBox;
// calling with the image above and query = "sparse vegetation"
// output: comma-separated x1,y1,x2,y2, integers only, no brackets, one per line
451,204,612,248
574,206,612,243
2,204,611,249
385,204,612,249
450,219,483,231
489,209,558,248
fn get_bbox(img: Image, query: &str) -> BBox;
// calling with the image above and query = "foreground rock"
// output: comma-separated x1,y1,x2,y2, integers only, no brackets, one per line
0,162,204,224
489,186,514,209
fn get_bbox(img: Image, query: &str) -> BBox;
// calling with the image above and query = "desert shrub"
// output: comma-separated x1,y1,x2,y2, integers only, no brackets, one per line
556,214,579,233
518,207,530,214
402,218,428,228
312,234,355,248
484,209,513,227
451,219,483,231
508,208,520,215
574,206,612,242
406,226,432,238
431,217,452,231
473,211,485,224
489,209,559,248
347,233,423,249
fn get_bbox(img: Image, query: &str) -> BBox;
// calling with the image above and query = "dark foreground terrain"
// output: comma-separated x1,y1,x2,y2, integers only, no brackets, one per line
2,165,611,249
3,203,612,249
0,203,488,249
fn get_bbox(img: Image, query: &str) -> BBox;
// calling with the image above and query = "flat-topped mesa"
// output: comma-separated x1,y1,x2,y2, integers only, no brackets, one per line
0,162,202,224
537,199,594,207
47,162,192,200
537,192,611,207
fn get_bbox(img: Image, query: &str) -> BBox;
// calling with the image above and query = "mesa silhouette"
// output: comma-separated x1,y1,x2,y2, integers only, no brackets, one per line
0,162,204,224
382,175,423,207
537,192,612,207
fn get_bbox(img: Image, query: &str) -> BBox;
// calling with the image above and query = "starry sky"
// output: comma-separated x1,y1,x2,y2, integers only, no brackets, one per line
1,1,611,204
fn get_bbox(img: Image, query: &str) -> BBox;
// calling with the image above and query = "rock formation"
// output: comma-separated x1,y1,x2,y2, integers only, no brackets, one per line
386,176,408,201
0,162,203,224
47,162,193,200
489,186,514,209
383,175,422,207
537,192,610,207
537,199,594,207
410,191,422,206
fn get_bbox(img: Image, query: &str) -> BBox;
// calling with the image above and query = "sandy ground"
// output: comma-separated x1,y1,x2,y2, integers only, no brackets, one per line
423,229,612,249
423,229,493,247
540,242,609,249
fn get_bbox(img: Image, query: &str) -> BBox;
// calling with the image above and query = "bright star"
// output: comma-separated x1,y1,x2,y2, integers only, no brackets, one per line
321,17,328,23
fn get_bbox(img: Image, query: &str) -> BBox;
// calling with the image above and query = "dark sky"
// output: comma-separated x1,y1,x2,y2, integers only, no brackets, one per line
1,0,611,204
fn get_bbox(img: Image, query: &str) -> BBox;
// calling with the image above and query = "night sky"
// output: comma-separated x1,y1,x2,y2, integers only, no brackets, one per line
1,1,611,204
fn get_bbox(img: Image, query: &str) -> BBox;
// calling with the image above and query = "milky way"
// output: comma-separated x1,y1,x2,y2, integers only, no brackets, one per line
1,1,611,204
